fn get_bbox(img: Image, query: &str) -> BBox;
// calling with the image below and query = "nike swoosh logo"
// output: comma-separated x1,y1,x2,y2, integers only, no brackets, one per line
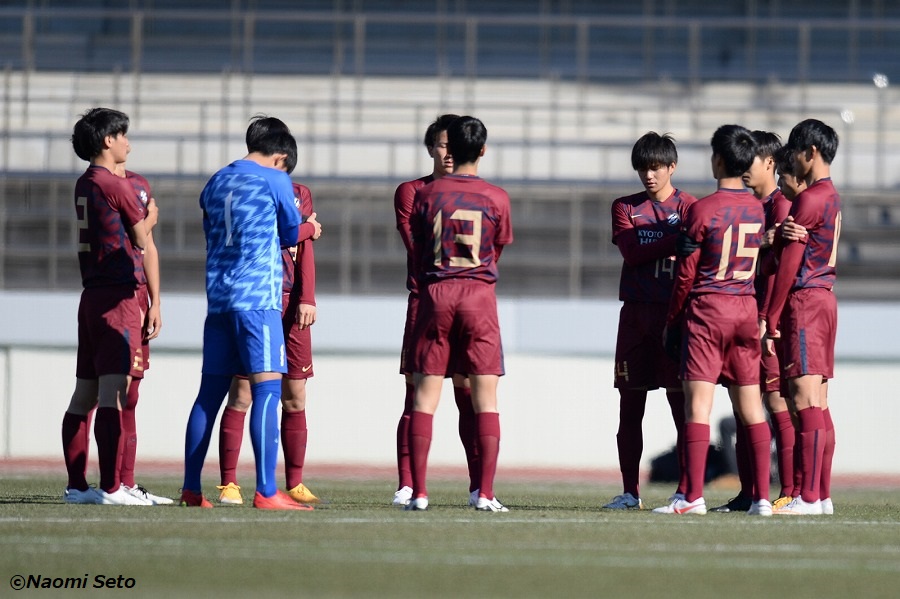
301,365,312,372
783,363,795,370
765,377,779,384
630,214,642,219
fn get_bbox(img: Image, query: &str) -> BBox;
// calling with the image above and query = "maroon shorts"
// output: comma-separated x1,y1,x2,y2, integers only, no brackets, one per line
781,287,836,380
282,291,313,380
399,292,418,375
681,294,760,386
760,351,781,392
76,285,145,379
614,302,680,390
409,279,504,376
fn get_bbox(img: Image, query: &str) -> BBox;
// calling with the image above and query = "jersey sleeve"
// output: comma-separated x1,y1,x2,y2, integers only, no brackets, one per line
107,178,145,227
765,240,804,332
666,202,704,324
275,175,302,248
294,184,317,243
394,181,416,253
297,235,316,306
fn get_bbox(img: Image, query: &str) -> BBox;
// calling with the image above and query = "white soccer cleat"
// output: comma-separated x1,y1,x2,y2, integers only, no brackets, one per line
652,496,706,515
475,496,509,512
748,499,773,517
773,496,823,516
821,497,834,515
99,486,152,506
63,487,103,505
603,492,644,509
392,486,413,506
469,489,480,506
123,484,174,505
404,496,428,511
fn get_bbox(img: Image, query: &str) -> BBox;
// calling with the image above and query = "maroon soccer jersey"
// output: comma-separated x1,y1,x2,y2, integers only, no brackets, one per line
785,178,841,290
411,174,513,284
766,178,841,334
668,188,764,325
611,189,697,303
282,183,315,300
75,165,146,288
394,175,433,293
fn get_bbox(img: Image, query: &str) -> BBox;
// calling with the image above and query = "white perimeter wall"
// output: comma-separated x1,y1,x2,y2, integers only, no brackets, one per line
0,292,897,475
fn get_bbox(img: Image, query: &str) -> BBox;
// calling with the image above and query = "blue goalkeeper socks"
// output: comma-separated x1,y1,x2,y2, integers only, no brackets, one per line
249,379,282,497
182,374,231,492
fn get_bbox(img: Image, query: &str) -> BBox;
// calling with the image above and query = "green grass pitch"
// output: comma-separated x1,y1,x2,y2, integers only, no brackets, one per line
2,474,899,598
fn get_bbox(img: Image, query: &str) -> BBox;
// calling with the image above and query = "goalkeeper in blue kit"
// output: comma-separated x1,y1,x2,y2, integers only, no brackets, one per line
180,116,310,510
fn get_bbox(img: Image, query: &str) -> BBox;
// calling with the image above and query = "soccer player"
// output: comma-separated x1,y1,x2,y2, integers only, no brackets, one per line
113,162,172,505
603,132,697,510
61,107,153,506
405,116,513,512
710,130,792,513
392,113,483,507
654,124,772,516
216,180,322,506
765,119,841,516
179,116,310,510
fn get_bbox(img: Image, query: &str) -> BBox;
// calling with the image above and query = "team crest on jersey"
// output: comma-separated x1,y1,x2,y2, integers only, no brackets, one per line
294,196,301,209
667,212,681,226
138,190,148,206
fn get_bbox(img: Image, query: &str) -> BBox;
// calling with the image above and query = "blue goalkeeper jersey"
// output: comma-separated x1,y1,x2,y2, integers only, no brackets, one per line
200,159,301,314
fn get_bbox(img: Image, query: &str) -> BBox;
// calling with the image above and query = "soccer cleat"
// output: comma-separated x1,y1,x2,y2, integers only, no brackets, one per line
772,495,794,510
287,483,320,504
253,490,314,511
469,488,480,506
100,486,152,506
773,496,823,516
63,486,103,505
668,492,686,503
603,492,644,509
404,496,429,511
821,497,834,515
475,496,509,512
180,489,213,508
392,486,413,506
652,496,707,515
216,482,243,505
123,484,174,505
710,493,752,513
748,499,773,517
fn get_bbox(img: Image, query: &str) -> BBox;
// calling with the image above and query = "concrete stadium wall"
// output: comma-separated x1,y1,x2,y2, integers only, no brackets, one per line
0,292,897,477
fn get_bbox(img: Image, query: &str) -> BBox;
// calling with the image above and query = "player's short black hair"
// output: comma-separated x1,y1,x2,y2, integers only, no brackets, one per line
447,116,487,166
424,113,460,149
71,107,129,161
773,145,794,175
631,131,678,171
750,130,782,160
710,124,757,177
787,119,839,165
246,115,297,174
